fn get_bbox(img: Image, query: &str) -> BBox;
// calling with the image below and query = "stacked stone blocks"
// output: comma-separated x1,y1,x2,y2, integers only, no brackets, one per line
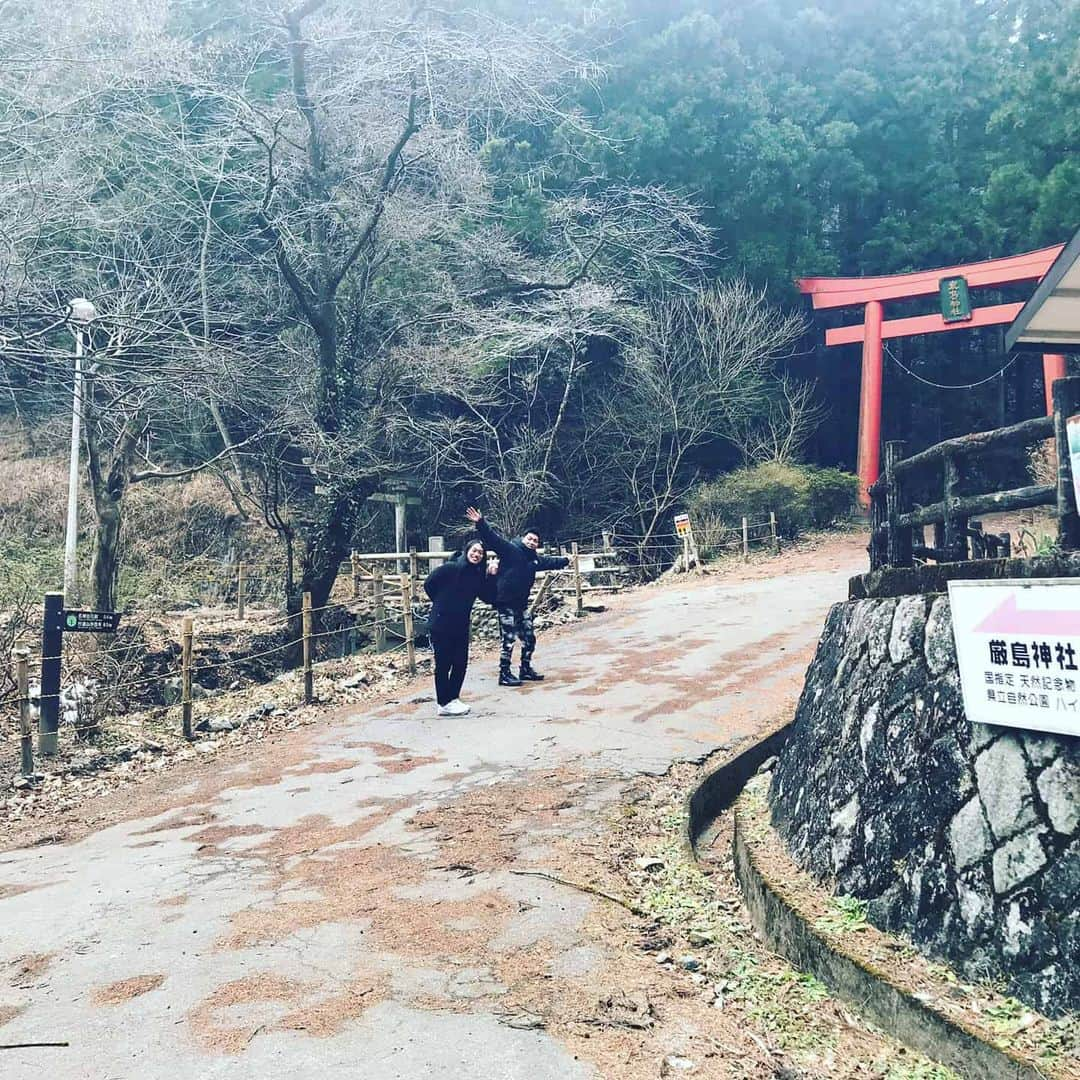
770,593,1078,1014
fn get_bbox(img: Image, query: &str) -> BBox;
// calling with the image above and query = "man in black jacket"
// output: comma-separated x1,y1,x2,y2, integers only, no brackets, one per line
466,507,569,686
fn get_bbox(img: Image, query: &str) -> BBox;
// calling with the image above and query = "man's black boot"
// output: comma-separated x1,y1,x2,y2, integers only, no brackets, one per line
499,665,523,687
519,662,544,681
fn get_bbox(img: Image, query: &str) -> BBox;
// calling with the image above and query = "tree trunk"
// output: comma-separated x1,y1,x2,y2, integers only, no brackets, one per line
90,502,123,612
84,396,141,614
284,492,369,663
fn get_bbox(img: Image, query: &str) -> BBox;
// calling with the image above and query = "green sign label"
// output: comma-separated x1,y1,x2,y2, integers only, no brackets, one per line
940,275,972,323
61,609,121,633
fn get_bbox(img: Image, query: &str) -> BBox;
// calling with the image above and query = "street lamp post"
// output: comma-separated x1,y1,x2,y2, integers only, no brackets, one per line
63,297,96,603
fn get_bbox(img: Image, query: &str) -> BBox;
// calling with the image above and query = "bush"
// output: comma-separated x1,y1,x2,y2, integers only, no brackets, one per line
805,467,861,528
686,462,858,554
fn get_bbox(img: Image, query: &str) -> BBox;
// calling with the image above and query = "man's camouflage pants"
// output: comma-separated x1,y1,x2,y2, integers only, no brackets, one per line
497,605,535,670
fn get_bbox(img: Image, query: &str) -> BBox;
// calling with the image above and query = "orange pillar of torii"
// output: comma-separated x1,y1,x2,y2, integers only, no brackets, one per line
797,244,1067,507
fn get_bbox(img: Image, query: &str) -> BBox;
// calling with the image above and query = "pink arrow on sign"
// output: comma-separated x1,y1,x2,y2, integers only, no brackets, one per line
973,594,1080,636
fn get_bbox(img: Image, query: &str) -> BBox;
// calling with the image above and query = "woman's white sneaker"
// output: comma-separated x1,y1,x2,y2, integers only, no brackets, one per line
437,700,470,716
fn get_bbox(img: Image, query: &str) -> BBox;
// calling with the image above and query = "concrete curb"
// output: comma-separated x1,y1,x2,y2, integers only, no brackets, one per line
685,733,1046,1080
685,722,792,856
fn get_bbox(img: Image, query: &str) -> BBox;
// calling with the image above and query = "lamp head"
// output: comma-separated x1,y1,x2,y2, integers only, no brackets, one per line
68,298,97,323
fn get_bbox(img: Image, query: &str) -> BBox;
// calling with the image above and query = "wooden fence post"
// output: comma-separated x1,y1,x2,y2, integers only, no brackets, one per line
15,648,33,777
688,530,703,574
400,574,417,674
602,530,614,552
943,452,967,562
682,534,690,571
409,547,419,586
302,591,314,704
351,552,360,598
531,572,554,615
181,616,194,740
373,567,386,652
428,535,446,570
571,542,583,616
741,517,750,561
236,562,246,620
1053,376,1080,550
769,511,779,556
884,441,912,568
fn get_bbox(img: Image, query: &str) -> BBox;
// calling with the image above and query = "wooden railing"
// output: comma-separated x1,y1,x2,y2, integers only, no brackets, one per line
869,375,1080,570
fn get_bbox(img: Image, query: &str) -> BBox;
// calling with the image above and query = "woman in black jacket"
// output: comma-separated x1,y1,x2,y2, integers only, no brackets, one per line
423,539,499,716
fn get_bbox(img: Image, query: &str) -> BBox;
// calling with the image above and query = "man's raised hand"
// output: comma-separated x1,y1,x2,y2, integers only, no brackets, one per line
465,506,482,524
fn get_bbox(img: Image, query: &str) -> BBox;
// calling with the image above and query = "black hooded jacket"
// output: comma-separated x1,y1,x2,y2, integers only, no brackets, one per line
475,516,569,608
423,551,497,634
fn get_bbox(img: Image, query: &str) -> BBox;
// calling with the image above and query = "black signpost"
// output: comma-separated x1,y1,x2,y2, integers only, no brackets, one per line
38,591,120,756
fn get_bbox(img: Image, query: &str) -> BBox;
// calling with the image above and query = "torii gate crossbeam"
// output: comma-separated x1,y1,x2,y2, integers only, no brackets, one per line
797,244,1066,507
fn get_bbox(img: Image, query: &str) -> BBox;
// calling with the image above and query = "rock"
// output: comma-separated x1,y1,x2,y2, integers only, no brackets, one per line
196,716,238,734
756,756,777,775
924,596,954,676
162,677,182,706
1036,757,1080,835
229,679,243,691
889,595,927,665
654,951,671,965
830,793,859,871
194,741,217,754
955,869,993,932
992,827,1048,895
1040,840,1079,908
1023,734,1062,767
661,1056,696,1074
340,672,370,689
635,856,665,872
499,1012,545,1030
975,737,1038,842
687,929,714,947
867,598,898,667
949,796,992,870
967,720,999,754
678,955,700,971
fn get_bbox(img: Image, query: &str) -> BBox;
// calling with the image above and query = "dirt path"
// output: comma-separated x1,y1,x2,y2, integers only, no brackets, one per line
0,534,932,1079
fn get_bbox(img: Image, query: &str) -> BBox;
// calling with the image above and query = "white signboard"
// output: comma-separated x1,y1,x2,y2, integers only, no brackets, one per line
1068,414,1080,514
948,579,1080,738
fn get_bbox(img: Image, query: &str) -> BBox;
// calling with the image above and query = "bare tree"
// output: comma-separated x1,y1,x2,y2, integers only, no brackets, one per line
603,282,806,554
730,374,829,465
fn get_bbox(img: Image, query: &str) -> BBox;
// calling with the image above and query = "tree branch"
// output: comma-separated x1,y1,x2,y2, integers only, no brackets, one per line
327,85,419,294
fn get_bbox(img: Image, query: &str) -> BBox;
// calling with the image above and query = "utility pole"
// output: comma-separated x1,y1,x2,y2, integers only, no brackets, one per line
64,298,96,602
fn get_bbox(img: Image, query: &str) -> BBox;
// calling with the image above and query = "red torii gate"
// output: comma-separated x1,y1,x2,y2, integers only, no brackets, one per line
797,244,1067,506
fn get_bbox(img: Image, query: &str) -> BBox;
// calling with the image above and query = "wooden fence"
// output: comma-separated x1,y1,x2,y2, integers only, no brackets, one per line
869,375,1080,570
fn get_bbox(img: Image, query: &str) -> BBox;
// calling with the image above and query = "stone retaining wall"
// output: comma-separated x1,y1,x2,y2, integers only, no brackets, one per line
769,593,1078,1015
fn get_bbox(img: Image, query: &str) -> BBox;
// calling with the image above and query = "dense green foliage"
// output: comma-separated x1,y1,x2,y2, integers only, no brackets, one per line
689,463,859,548
575,0,1078,287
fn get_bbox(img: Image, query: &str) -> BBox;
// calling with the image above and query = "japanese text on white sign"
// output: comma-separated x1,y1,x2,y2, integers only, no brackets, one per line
948,579,1080,738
